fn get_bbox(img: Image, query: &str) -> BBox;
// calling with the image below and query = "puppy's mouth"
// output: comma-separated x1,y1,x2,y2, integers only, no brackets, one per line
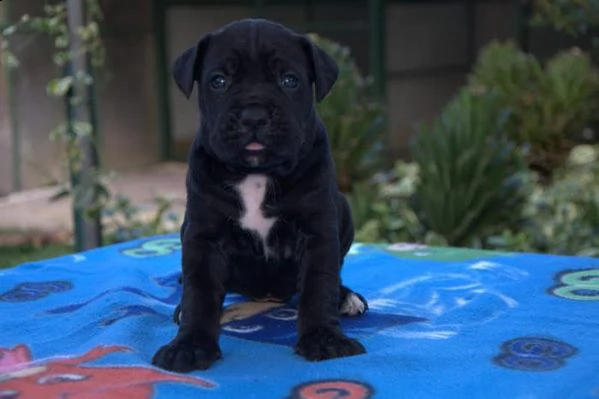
243,141,266,167
245,142,265,151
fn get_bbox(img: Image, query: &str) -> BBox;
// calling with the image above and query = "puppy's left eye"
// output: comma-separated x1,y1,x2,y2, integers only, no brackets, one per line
210,74,228,91
280,74,299,89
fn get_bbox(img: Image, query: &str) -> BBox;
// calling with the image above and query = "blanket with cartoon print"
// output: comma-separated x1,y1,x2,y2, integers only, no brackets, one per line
1,234,598,398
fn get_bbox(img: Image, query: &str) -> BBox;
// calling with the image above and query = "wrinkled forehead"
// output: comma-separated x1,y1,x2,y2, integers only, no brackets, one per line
202,23,309,76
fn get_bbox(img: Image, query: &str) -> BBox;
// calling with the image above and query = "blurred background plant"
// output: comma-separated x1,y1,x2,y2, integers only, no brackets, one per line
102,195,182,244
349,161,426,244
489,144,599,256
468,41,599,180
530,0,599,37
0,1,180,266
346,5,599,258
410,88,530,247
307,33,386,193
529,0,599,73
352,88,532,249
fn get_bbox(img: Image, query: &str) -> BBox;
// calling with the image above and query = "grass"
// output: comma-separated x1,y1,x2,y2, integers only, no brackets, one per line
0,244,73,269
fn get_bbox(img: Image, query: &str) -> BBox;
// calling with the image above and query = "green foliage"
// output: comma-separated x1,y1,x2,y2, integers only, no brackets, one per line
307,33,386,193
353,143,599,257
352,89,530,248
350,35,599,257
469,40,543,99
1,2,104,70
1,2,106,218
530,0,599,36
1,1,177,246
350,162,427,244
0,243,73,269
469,41,599,177
103,196,182,244
411,89,530,247
491,144,599,256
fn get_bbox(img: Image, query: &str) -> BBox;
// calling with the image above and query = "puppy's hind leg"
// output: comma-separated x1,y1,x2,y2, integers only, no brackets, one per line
336,194,368,316
339,285,368,316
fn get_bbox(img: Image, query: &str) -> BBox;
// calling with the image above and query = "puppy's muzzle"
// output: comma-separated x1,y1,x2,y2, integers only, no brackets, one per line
238,104,273,152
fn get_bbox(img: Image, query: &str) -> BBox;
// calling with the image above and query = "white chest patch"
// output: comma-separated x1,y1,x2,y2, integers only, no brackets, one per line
236,174,277,252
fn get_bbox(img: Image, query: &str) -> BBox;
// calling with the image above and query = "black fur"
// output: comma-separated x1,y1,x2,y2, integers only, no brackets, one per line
151,19,367,373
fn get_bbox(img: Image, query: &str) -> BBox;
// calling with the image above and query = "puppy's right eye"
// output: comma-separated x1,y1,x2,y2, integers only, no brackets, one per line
210,75,227,90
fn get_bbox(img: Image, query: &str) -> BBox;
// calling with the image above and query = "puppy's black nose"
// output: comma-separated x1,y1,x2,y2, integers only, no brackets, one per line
240,106,269,130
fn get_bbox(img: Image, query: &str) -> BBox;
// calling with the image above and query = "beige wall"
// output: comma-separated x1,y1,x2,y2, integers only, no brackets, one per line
6,0,65,192
97,0,159,170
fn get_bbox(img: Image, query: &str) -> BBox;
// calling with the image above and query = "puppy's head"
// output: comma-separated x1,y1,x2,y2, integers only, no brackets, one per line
172,19,338,173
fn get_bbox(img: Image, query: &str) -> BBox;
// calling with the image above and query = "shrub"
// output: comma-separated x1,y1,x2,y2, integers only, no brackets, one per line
490,144,599,257
102,196,182,244
530,0,599,37
353,142,599,258
307,33,386,193
468,41,599,179
351,89,531,247
410,88,531,247
350,162,431,244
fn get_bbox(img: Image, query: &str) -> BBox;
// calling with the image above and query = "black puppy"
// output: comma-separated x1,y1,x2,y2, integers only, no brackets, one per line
152,19,368,373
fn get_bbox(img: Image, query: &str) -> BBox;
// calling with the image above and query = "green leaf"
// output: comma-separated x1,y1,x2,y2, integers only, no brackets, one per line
53,52,70,66
75,70,94,85
410,88,529,246
71,122,93,137
50,187,71,202
1,52,20,69
2,25,17,36
46,76,74,97
55,35,69,49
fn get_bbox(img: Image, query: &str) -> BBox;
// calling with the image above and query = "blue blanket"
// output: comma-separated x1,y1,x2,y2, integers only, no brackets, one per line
1,235,598,399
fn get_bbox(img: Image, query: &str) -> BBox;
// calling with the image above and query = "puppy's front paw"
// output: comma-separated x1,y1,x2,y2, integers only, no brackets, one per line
152,336,221,372
295,327,365,361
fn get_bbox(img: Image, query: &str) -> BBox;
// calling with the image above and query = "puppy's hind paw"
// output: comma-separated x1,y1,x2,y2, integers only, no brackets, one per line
340,291,368,316
152,336,221,372
295,327,366,362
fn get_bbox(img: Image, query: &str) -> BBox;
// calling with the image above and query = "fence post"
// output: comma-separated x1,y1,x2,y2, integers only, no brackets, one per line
369,0,386,99
66,0,103,250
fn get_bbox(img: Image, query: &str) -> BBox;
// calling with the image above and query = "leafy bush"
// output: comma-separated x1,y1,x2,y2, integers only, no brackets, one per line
469,41,599,178
351,89,531,247
353,143,599,257
102,196,182,244
530,0,599,36
307,33,386,193
490,144,599,257
350,162,428,244
411,89,530,247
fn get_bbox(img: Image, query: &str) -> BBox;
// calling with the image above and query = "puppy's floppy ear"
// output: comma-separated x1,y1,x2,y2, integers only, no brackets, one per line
172,35,211,99
301,37,339,102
